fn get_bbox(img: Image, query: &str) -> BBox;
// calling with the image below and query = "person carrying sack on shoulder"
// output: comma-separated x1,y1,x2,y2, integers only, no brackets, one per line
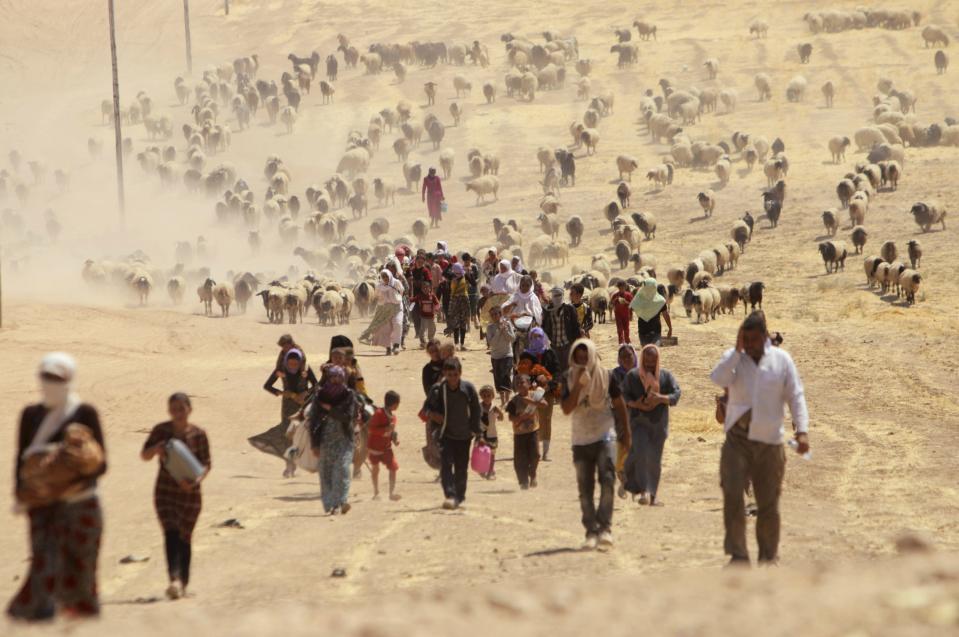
710,311,809,567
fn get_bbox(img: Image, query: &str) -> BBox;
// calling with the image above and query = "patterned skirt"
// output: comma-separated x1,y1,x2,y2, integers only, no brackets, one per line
8,498,102,620
447,295,471,331
155,475,203,541
318,419,355,513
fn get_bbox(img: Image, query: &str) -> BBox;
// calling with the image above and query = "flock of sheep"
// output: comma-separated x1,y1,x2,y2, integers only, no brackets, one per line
61,9,956,324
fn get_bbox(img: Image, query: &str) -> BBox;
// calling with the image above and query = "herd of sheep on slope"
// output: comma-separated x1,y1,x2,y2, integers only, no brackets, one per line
6,9,955,322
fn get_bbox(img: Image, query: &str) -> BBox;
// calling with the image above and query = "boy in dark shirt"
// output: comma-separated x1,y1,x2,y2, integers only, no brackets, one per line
569,284,594,338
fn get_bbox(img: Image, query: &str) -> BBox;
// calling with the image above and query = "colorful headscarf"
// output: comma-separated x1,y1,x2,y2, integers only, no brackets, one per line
451,262,465,278
317,364,348,401
283,348,305,374
525,327,550,356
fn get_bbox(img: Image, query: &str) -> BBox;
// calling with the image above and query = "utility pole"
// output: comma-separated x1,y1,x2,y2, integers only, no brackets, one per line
183,0,193,74
108,0,125,225
0,242,4,329
225,0,230,16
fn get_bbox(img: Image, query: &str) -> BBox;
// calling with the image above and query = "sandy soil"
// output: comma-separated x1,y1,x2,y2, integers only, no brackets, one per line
1,0,959,634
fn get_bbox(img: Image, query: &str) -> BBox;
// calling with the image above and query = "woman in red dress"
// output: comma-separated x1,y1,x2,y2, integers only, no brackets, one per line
422,167,445,228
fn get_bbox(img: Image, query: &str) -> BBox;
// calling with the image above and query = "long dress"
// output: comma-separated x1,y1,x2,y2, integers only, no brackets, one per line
360,276,405,348
422,175,444,222
143,422,211,542
310,390,359,513
9,403,106,620
447,277,471,333
249,367,317,459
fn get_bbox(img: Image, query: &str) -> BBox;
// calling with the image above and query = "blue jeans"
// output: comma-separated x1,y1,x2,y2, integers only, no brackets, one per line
627,420,667,497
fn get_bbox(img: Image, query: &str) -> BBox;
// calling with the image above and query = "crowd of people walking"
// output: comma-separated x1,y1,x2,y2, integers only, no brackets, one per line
8,232,811,621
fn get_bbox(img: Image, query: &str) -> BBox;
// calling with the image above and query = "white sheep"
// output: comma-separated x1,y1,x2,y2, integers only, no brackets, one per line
786,75,807,102
580,128,600,155
714,157,731,185
466,176,499,204
697,250,718,275
898,269,922,305
646,164,673,189
453,74,472,98
719,88,738,113
853,126,885,151
754,73,772,101
848,198,867,226
679,101,700,124
880,240,897,263
616,155,639,181
828,136,850,163
337,147,370,177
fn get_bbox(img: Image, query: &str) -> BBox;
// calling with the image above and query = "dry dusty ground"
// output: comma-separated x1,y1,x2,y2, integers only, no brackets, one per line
1,0,959,634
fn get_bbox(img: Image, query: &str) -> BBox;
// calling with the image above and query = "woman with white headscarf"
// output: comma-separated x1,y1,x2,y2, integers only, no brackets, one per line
485,260,519,325
9,353,106,621
501,275,543,325
359,270,405,355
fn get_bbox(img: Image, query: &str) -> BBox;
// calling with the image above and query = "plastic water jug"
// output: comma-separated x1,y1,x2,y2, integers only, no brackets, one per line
164,439,205,482
470,443,492,475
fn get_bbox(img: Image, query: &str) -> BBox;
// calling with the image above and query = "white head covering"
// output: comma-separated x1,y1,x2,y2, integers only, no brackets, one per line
25,353,82,458
491,260,520,294
377,269,404,303
568,339,610,409
39,352,77,382
505,276,543,324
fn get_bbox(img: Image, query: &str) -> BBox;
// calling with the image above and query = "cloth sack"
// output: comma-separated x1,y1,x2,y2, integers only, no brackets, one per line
17,424,104,508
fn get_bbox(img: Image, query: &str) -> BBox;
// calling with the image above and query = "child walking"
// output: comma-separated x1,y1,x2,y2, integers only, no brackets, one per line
367,391,402,501
505,375,547,489
478,385,503,480
485,305,515,406
611,280,634,345
412,281,439,348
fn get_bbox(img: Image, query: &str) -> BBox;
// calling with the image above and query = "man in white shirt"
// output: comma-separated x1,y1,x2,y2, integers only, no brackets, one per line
710,311,810,565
